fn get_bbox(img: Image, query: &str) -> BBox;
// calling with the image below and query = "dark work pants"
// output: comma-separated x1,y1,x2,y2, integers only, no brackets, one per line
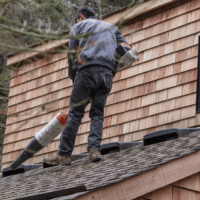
58,65,113,157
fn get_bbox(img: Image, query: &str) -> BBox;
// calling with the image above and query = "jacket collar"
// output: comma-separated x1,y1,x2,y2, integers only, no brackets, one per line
87,16,98,20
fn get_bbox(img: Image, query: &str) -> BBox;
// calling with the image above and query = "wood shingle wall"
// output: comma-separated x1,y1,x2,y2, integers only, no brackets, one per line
2,0,200,168
135,173,200,200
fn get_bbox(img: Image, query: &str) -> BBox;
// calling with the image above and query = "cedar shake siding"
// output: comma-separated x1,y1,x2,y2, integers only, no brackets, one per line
135,173,200,200
2,0,200,168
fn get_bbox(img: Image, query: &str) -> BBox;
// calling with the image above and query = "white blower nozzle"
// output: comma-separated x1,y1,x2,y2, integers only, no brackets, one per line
9,111,68,170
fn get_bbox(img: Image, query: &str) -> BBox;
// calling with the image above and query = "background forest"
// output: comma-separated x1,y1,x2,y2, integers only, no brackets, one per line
0,0,140,165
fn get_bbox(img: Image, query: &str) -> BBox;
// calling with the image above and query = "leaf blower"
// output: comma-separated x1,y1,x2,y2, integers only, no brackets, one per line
9,111,68,170
116,43,139,70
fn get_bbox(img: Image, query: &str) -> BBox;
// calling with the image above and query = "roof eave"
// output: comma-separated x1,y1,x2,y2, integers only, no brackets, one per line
75,149,200,200
7,0,178,67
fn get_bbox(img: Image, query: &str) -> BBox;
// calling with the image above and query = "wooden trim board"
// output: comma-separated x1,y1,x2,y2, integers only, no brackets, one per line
76,150,200,200
103,0,178,24
7,39,69,66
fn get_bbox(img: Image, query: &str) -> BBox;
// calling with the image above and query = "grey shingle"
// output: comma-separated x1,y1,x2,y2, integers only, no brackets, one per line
1,131,200,200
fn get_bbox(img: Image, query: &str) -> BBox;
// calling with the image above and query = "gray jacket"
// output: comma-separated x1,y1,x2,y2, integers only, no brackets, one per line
68,16,128,81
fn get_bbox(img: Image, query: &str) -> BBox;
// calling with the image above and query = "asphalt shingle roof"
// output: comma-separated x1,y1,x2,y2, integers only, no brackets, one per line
1,131,200,200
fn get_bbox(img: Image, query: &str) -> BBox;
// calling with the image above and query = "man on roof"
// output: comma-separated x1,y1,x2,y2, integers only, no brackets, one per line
45,6,129,166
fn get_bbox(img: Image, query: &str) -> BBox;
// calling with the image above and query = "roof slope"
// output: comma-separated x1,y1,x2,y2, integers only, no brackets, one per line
1,131,200,200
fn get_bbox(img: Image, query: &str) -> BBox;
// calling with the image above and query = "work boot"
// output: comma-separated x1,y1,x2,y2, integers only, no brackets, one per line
89,150,102,162
45,152,71,166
